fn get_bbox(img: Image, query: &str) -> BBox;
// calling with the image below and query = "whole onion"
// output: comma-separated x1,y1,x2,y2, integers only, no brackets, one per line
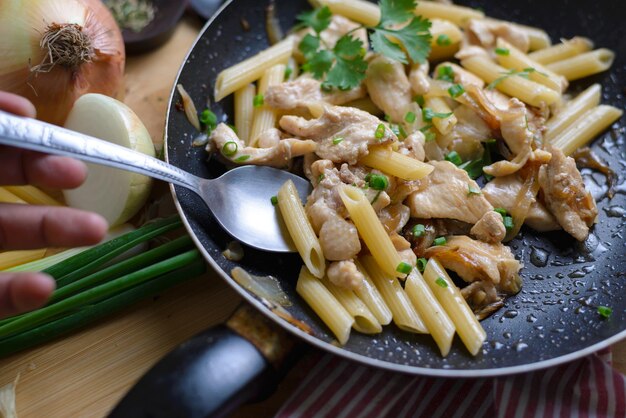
0,0,125,125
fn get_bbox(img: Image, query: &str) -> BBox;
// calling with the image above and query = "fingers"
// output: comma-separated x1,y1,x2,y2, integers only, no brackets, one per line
0,272,55,318
0,92,36,118
0,146,88,189
0,204,108,250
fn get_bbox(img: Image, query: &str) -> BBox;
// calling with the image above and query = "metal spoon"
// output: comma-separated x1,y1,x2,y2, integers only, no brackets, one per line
0,111,311,253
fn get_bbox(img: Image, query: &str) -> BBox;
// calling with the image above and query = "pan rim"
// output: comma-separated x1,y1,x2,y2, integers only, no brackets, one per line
164,0,626,378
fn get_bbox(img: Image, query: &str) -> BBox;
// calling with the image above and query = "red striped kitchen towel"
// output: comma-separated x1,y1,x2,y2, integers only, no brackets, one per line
276,349,626,417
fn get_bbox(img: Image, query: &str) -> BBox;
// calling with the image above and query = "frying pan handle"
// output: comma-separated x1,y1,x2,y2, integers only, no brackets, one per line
108,325,279,418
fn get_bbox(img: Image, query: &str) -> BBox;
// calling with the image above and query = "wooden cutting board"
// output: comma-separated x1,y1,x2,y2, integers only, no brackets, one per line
0,14,625,418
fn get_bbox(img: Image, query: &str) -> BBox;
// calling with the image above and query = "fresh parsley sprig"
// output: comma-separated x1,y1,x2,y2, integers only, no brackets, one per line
297,1,432,91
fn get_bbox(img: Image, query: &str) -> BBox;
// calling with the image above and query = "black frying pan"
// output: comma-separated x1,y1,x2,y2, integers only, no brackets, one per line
111,0,626,415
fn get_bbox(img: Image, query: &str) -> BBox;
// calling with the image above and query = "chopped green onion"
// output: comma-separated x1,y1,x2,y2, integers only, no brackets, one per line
494,207,508,217
444,151,462,166
365,173,389,191
414,95,425,107
422,108,453,122
433,237,447,246
412,224,425,237
200,109,217,128
448,83,465,98
436,34,452,46
417,258,427,273
271,196,278,206
221,141,238,157
404,111,416,123
396,262,413,275
234,154,251,162
227,124,238,133
253,94,264,107
284,66,293,80
437,65,455,82
435,277,448,288
495,47,510,56
318,174,325,182
468,185,481,196
375,123,386,139
598,306,612,319
424,130,436,142
332,137,344,145
384,114,392,122
503,216,514,230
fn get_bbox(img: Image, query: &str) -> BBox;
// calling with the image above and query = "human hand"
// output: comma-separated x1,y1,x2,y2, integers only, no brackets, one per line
0,92,108,319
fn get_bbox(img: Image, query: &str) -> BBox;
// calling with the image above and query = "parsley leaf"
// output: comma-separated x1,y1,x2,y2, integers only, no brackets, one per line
371,0,432,64
297,6,332,34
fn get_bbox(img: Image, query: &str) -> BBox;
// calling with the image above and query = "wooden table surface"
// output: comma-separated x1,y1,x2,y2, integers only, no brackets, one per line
0,14,625,418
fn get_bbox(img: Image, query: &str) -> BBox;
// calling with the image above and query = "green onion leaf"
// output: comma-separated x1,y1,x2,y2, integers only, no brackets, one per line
412,224,425,237
435,277,448,288
375,123,386,139
448,83,465,98
433,236,447,246
468,185,481,196
396,261,413,275
365,173,389,191
221,141,238,157
598,306,613,319
270,196,278,206
436,34,452,47
503,216,514,230
318,174,325,182
414,95,425,107
422,107,452,122
284,66,293,80
494,207,508,217
332,137,344,145
200,109,217,129
234,155,251,162
417,257,427,273
495,47,510,56
424,130,436,142
444,151,462,166
404,111,416,123
437,65,455,82
253,94,264,107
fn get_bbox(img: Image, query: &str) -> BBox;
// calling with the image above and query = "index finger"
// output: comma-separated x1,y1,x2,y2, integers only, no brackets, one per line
0,92,36,118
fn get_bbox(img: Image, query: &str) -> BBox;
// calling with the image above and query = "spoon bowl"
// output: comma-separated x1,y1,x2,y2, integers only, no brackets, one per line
0,111,311,252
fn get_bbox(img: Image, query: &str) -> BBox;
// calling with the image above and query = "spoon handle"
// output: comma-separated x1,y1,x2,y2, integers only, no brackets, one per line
0,111,202,192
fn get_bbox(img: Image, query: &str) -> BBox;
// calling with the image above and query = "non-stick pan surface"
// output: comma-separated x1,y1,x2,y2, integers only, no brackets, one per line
165,0,626,377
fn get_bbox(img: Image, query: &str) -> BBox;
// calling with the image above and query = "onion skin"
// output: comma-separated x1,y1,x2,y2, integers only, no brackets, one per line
0,0,125,125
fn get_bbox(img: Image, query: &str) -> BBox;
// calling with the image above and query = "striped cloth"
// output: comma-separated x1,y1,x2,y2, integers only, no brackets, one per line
276,349,626,417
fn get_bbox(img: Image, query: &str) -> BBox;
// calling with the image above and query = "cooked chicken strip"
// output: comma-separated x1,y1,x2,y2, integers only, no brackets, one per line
208,124,316,168
538,146,598,241
397,131,426,162
327,259,364,290
409,62,431,96
366,55,414,123
467,19,530,52
470,210,506,243
406,161,493,224
280,105,396,164
482,175,560,232
424,235,522,294
265,77,366,111
319,216,361,261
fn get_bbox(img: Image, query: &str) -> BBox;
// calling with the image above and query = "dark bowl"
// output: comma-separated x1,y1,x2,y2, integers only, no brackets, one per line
121,0,189,54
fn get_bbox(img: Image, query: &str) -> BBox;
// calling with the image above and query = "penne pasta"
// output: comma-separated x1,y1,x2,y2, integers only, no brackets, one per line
423,258,486,356
360,255,427,334
249,64,286,146
234,84,256,145
460,55,560,107
359,146,433,180
324,278,382,334
277,180,326,278
316,0,380,26
528,37,594,65
214,36,294,101
338,185,403,278
405,269,455,356
544,84,601,142
354,260,393,326
429,19,463,62
0,187,27,204
495,38,568,93
3,186,62,206
547,49,615,81
551,105,623,156
424,96,457,135
415,1,484,27
296,266,353,344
